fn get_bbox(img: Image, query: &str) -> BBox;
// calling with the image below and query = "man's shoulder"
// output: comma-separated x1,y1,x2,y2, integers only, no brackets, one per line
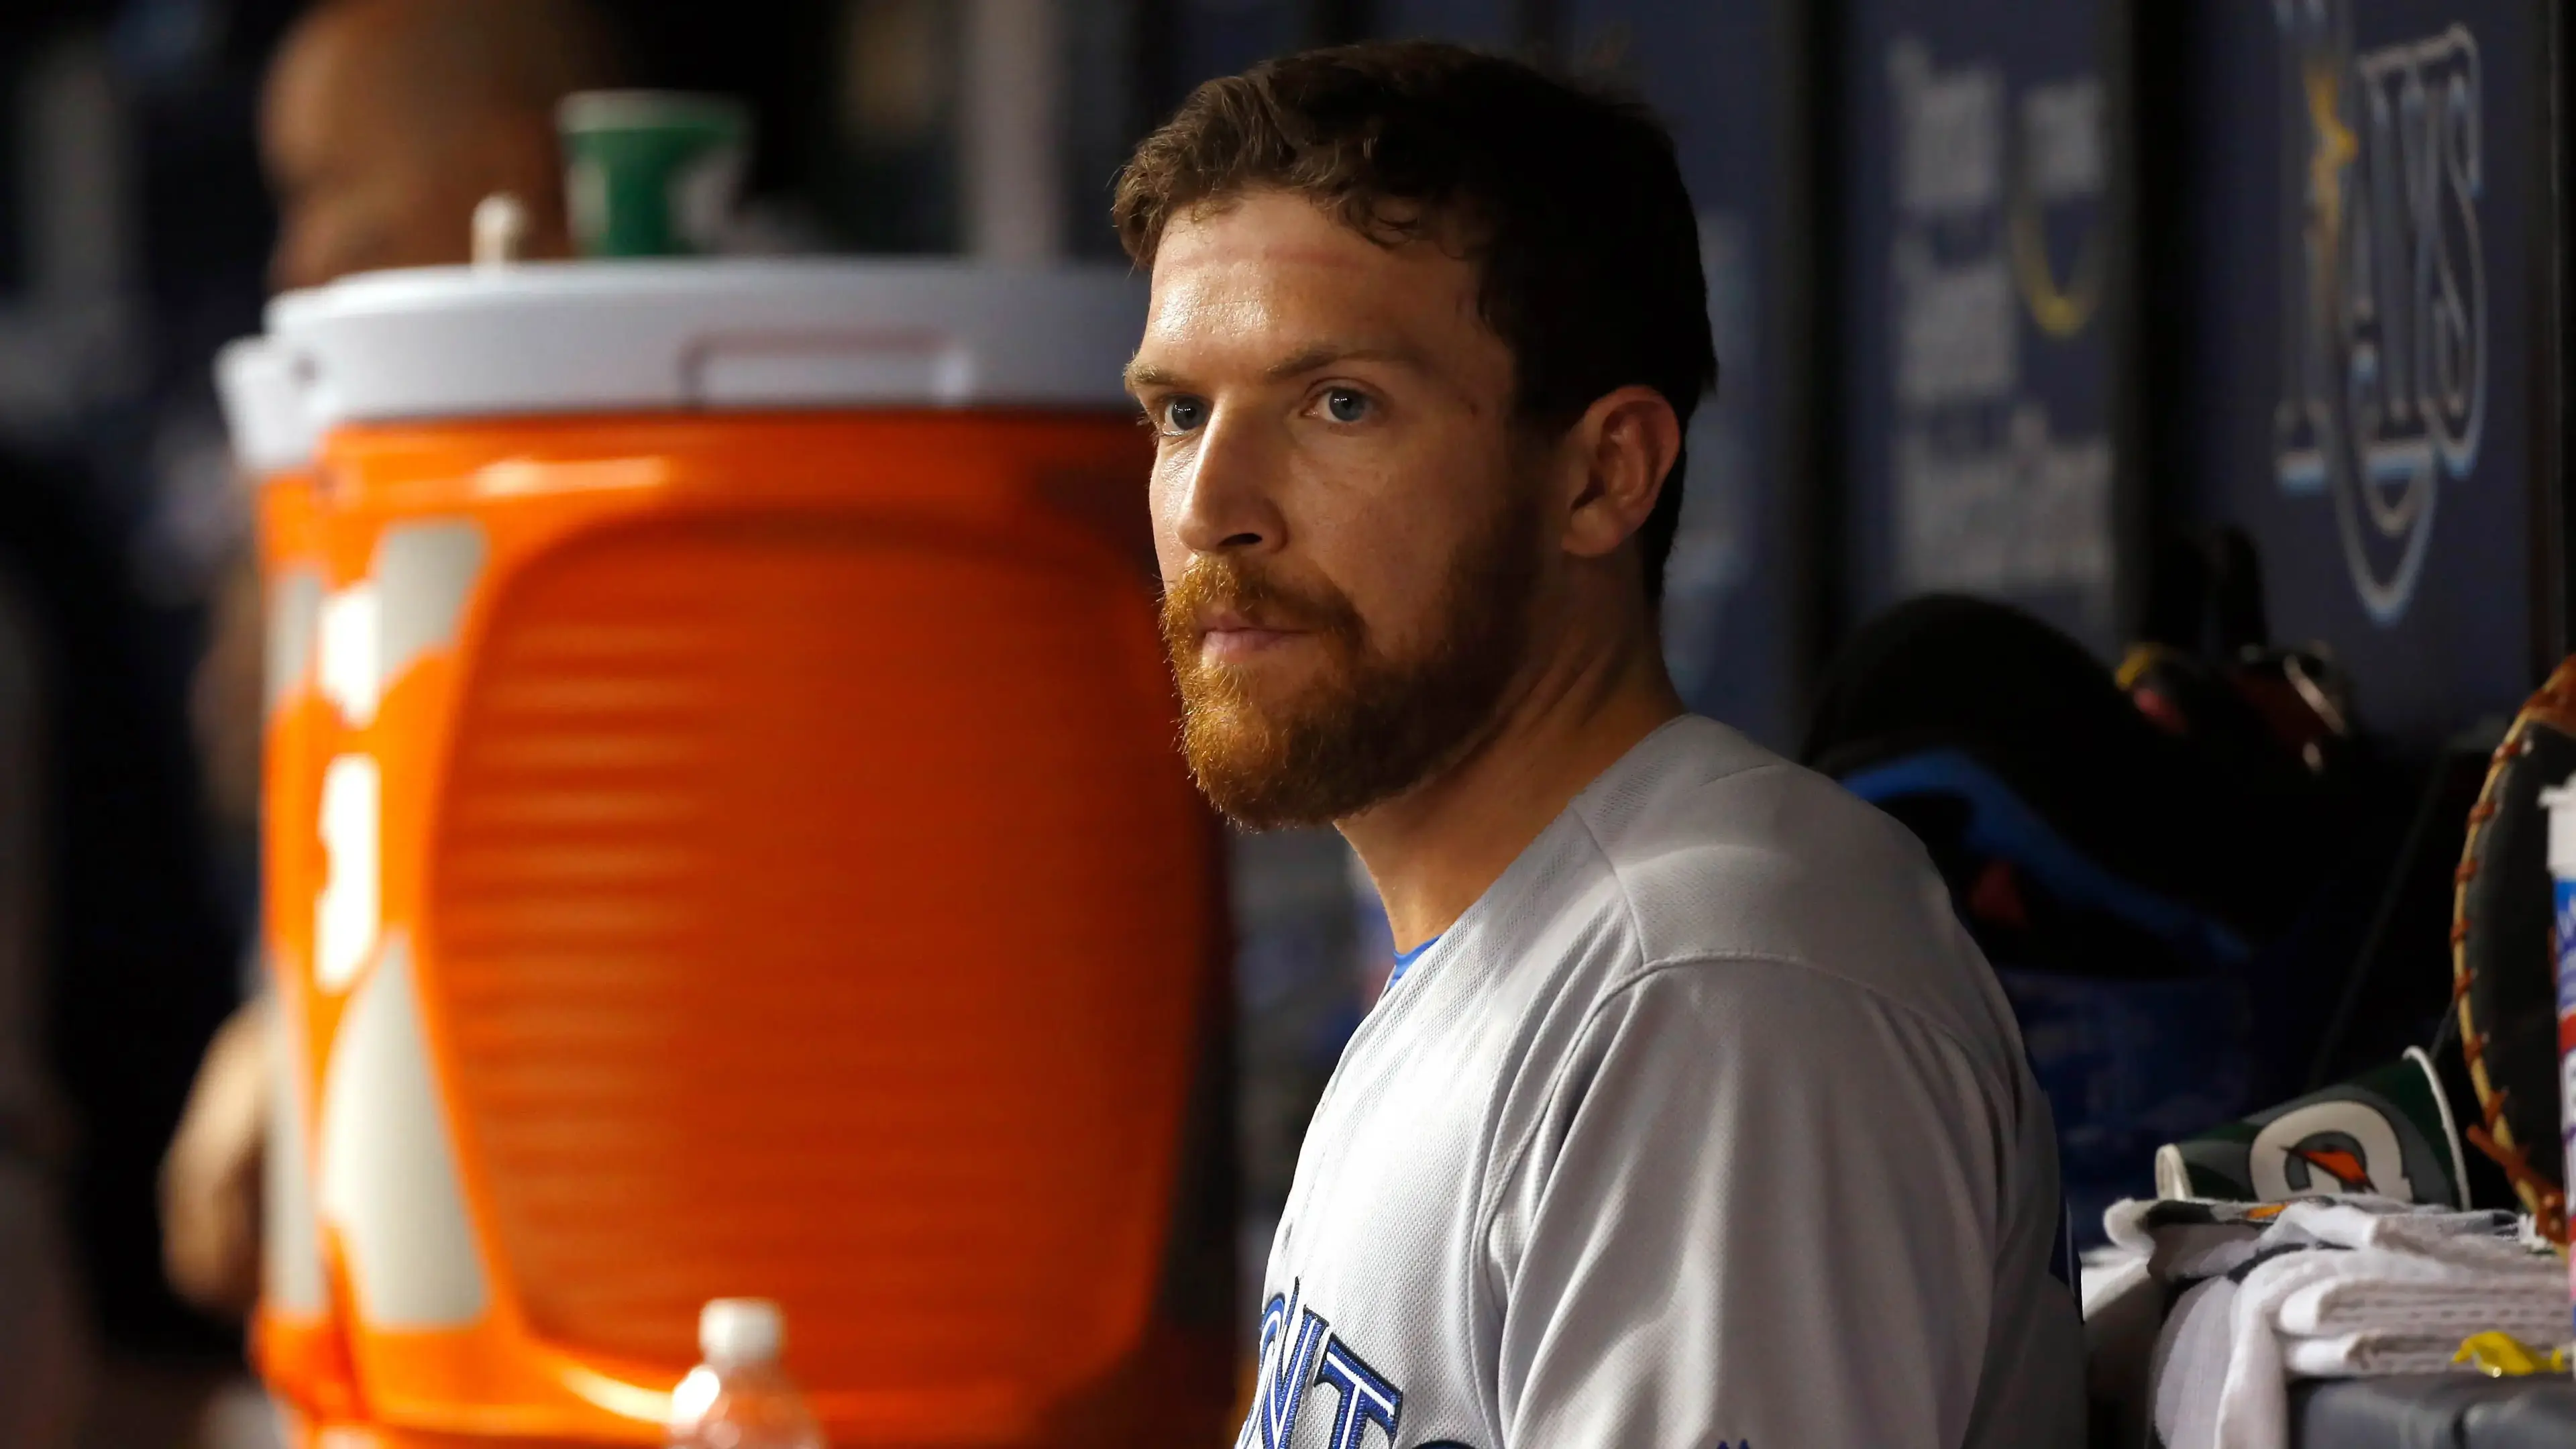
1568,716,2015,1064
1574,715,1950,955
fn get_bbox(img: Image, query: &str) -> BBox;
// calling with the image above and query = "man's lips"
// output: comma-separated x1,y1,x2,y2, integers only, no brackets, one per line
1198,610,1310,664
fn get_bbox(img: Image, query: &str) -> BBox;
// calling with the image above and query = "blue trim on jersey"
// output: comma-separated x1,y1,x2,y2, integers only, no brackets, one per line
1387,934,1442,985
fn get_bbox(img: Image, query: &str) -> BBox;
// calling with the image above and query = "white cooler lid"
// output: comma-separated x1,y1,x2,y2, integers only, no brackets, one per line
264,258,1147,427
215,335,322,472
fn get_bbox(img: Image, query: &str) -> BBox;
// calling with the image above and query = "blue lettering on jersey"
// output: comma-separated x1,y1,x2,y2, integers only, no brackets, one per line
1313,1338,1402,1449
1237,1281,1414,1449
1242,1283,1330,1449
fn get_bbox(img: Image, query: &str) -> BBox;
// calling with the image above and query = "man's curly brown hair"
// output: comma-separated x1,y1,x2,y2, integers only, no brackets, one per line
1112,40,1718,603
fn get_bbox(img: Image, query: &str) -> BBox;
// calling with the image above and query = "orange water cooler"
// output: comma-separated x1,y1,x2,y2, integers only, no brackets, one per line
221,262,1234,1448
218,333,367,1432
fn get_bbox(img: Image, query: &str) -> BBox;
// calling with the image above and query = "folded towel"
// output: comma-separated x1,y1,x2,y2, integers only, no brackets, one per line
2115,1194,2567,1449
2274,1260,2568,1340
2266,1199,2531,1266
2278,1330,2470,1378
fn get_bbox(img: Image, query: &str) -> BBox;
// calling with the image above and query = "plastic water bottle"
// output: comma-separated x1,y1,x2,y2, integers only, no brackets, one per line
2541,777,2576,1344
666,1298,826,1449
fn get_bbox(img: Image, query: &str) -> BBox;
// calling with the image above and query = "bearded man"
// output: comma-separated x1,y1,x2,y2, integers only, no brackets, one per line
1118,42,2082,1448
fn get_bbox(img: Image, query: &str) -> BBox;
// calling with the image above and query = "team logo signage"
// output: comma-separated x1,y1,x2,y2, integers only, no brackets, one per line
2272,0,2486,625
1882,34,2116,629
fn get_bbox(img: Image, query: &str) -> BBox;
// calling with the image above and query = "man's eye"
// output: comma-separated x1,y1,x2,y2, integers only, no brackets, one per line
1323,388,1371,423
1161,397,1208,433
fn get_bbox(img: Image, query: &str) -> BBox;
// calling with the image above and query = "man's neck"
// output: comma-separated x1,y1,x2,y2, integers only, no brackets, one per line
1338,621,1684,954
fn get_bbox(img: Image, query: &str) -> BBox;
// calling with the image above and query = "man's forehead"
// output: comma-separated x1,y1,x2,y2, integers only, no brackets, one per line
1158,214,1377,273
1138,197,1483,373
1150,227,1403,323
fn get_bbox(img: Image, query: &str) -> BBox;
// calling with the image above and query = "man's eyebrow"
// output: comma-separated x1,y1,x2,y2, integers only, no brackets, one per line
1123,342,1431,395
1261,342,1428,382
1122,358,1183,394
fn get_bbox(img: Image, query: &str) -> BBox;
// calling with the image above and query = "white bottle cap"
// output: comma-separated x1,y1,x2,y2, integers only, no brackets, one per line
2540,775,2576,879
699,1297,784,1366
471,193,531,268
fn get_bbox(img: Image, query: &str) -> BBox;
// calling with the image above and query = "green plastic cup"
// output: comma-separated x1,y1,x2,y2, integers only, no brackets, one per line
2154,1048,2471,1208
558,91,752,258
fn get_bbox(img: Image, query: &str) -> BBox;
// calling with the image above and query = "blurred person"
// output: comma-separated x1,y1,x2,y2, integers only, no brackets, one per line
0,437,243,1449
261,0,627,290
0,541,82,1449
160,0,627,1321
1120,43,2083,1446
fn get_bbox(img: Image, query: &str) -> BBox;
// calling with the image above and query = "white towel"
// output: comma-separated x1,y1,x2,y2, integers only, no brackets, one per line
2279,1331,2471,1378
2149,1275,2241,1449
2121,1195,2568,1449
2273,1259,2567,1341
2267,1199,2544,1267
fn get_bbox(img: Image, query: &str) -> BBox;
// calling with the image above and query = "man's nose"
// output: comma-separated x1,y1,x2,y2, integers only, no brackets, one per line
1171,407,1285,558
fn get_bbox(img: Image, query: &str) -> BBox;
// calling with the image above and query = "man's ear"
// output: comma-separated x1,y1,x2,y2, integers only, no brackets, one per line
1559,385,1681,563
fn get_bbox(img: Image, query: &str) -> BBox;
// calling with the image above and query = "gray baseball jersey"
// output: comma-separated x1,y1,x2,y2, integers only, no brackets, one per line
1240,716,2084,1449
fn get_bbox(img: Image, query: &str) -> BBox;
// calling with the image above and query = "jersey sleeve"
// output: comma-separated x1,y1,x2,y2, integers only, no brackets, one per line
1485,958,2019,1448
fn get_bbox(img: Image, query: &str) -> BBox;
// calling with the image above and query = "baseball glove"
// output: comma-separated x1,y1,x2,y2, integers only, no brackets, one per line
2451,655,2576,1244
